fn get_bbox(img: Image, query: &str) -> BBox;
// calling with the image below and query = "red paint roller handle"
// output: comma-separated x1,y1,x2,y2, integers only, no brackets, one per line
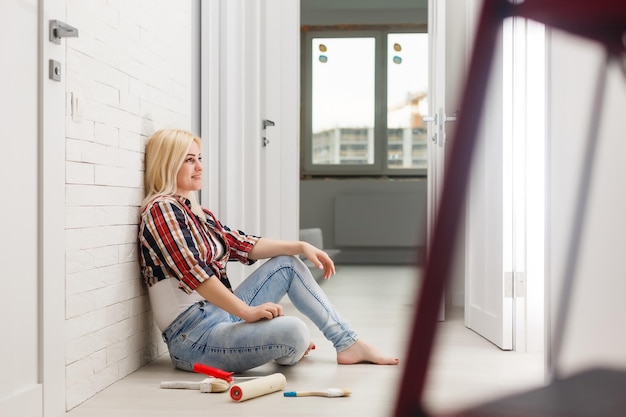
193,363,234,383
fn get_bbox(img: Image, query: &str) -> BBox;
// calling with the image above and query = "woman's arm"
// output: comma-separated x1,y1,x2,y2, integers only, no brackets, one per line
143,200,283,322
195,276,283,322
248,238,336,279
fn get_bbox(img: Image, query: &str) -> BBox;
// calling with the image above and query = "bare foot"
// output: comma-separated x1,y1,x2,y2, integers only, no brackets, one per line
336,340,399,365
303,342,316,356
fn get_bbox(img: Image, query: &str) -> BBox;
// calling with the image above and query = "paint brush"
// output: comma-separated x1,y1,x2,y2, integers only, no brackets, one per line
283,388,351,397
160,377,231,393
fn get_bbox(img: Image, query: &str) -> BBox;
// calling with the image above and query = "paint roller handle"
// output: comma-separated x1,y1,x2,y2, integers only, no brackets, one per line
160,381,201,390
193,363,234,382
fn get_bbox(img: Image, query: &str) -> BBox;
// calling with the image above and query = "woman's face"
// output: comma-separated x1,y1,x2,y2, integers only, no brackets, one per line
176,140,203,197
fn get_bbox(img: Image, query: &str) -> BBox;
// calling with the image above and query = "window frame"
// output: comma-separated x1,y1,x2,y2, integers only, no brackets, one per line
301,26,428,178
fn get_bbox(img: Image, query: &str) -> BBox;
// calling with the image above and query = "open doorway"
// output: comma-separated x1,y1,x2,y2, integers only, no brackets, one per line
299,0,430,267
299,0,545,355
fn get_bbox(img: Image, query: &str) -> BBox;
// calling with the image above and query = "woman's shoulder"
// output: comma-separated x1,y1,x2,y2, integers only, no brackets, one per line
143,194,188,214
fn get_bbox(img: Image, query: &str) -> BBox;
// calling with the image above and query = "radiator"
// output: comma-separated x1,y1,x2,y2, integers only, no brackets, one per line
333,193,426,247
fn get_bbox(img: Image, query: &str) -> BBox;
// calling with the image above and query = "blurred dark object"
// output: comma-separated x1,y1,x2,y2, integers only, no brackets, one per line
393,1,626,416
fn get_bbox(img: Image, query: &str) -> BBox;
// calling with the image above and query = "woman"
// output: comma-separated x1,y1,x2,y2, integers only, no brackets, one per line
139,128,398,373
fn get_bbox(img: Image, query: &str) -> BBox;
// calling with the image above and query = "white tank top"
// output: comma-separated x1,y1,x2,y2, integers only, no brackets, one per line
148,278,204,331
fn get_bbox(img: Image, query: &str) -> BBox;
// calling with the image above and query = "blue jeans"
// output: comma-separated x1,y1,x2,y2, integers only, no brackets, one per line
162,255,358,373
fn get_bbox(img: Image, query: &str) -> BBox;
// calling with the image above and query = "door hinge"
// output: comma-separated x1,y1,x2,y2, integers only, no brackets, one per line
505,271,526,298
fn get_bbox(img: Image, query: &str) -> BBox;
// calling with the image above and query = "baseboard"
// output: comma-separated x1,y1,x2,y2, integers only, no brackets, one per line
334,247,424,265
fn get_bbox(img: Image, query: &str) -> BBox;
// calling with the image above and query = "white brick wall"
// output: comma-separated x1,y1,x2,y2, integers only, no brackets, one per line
64,0,192,409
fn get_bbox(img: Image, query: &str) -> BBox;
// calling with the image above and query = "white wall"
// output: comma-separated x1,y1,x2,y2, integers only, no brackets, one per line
300,179,427,264
547,30,626,375
63,0,193,409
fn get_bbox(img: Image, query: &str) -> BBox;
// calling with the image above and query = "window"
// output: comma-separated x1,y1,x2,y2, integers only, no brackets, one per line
302,29,429,177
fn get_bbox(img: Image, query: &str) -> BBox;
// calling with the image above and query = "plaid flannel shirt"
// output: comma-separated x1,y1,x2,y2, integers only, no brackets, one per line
139,195,259,294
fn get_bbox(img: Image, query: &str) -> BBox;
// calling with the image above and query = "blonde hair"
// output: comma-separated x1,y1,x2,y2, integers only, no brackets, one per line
142,128,205,219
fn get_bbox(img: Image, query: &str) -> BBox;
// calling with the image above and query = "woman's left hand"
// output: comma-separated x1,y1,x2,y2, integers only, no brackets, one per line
302,243,336,280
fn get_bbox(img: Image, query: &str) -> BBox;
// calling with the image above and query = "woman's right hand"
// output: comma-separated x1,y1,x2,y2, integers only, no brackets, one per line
242,302,284,323
196,277,284,323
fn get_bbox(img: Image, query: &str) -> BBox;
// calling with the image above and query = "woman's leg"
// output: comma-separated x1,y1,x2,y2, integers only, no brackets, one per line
234,255,358,352
235,255,399,365
164,256,397,373
163,300,311,373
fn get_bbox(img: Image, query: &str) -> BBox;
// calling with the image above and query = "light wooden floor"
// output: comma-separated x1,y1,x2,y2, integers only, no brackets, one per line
66,265,545,417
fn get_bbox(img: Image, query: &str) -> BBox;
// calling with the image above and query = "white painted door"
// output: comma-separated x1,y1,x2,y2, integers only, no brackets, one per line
0,1,43,415
463,5,514,350
199,0,300,287
260,0,300,241
463,6,546,352
1,0,67,415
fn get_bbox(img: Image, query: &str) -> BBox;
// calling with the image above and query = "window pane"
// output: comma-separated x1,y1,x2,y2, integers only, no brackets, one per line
311,37,375,166
387,33,429,170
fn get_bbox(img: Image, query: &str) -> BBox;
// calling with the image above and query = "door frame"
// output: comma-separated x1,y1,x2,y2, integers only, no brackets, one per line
427,0,453,322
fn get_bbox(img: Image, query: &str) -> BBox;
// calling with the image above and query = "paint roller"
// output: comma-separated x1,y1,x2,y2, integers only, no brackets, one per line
229,373,287,402
194,363,287,401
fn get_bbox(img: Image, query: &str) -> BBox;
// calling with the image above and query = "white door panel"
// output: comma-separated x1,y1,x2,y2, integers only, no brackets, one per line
0,0,43,414
464,92,513,349
1,0,66,414
463,0,513,350
261,0,300,241
463,8,541,352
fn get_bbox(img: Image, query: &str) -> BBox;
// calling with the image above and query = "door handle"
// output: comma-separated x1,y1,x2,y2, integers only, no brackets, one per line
49,20,79,44
423,114,438,143
423,108,458,146
423,114,437,123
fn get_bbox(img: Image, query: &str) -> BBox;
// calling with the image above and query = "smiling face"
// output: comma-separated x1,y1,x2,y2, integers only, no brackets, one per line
176,140,203,197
